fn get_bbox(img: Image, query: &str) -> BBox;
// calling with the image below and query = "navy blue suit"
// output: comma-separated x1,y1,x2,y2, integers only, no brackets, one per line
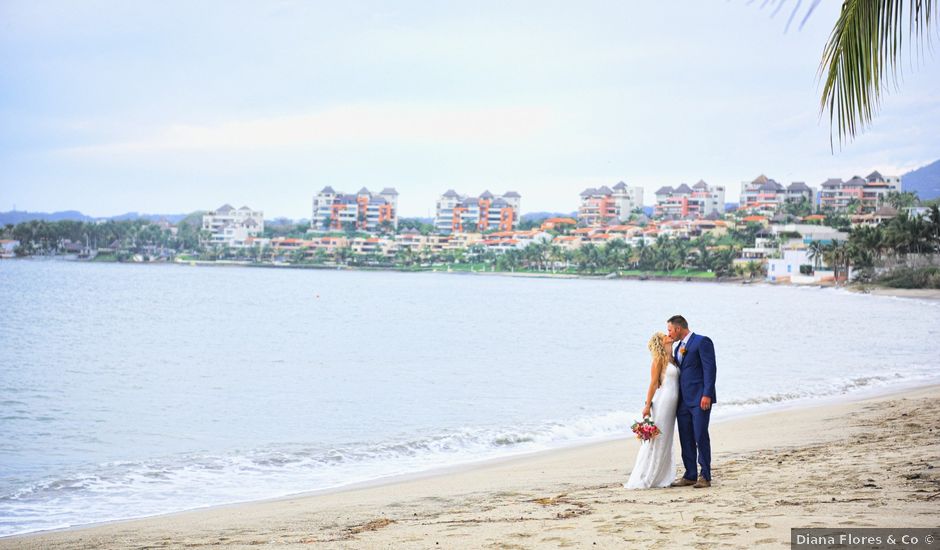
675,333,717,481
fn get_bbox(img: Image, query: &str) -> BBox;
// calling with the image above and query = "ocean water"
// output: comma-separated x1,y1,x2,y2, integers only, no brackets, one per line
1,259,938,536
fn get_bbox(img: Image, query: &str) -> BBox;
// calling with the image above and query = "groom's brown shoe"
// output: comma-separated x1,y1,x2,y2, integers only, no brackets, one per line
670,477,696,487
693,477,711,488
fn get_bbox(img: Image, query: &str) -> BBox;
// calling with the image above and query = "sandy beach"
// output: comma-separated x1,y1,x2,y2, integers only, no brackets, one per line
4,384,938,549
857,287,940,301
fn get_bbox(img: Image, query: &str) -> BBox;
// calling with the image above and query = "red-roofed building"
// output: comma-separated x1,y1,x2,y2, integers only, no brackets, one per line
742,215,769,225
540,217,578,231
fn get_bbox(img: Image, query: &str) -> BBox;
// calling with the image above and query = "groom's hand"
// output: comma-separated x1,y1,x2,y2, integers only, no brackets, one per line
700,396,712,411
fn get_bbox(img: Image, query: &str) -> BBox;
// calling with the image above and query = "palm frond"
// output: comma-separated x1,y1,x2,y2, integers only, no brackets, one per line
818,0,937,149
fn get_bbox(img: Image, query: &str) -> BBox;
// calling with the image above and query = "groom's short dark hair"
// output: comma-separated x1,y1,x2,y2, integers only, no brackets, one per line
667,315,688,329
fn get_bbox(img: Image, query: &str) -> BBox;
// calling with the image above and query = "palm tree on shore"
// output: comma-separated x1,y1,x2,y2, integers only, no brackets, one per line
807,240,825,272
604,239,630,272
823,242,851,282
885,191,920,209
575,243,602,274
849,225,884,268
545,243,560,272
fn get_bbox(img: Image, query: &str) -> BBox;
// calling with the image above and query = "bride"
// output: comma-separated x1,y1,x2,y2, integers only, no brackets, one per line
624,332,679,489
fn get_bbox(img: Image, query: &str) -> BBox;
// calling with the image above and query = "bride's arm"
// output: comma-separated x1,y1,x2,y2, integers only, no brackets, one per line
641,359,660,418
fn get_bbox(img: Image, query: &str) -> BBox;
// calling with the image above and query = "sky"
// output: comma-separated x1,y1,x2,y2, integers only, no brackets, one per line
1,1,938,219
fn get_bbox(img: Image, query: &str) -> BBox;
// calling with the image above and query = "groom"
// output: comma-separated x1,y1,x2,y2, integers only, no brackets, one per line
666,315,717,489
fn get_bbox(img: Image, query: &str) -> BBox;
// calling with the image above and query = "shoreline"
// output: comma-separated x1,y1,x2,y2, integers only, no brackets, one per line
5,382,939,548
845,285,940,301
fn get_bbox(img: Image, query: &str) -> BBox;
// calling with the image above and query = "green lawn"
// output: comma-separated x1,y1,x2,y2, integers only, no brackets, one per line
619,269,717,279
90,254,117,262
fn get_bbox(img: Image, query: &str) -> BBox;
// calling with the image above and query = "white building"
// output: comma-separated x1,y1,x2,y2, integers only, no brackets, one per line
434,190,520,234
577,182,644,227
770,224,849,243
766,248,840,285
312,187,399,232
653,180,725,219
202,205,264,248
0,239,20,258
736,237,777,264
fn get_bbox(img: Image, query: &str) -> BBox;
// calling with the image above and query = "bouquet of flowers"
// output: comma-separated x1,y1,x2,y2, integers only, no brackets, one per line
631,417,661,443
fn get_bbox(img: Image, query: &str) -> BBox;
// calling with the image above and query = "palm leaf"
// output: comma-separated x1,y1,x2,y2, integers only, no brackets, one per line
819,0,937,148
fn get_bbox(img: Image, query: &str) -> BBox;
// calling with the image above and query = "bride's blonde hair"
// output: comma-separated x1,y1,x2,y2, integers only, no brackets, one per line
647,332,671,387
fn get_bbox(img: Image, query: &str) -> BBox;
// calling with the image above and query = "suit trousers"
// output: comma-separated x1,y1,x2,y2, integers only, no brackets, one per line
676,399,711,481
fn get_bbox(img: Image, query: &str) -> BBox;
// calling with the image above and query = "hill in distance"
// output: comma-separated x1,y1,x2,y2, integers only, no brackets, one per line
520,211,578,222
902,158,940,201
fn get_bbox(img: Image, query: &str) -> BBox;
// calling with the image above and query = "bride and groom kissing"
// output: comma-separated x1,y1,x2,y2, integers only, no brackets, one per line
625,315,717,490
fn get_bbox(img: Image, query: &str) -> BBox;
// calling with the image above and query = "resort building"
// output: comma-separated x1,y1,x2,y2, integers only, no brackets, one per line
653,180,725,219
312,187,399,232
739,175,815,213
444,232,485,251
394,229,450,256
434,190,521,234
552,235,582,251
770,223,849,244
850,206,900,227
202,204,264,248
734,237,777,270
818,171,900,213
577,182,645,227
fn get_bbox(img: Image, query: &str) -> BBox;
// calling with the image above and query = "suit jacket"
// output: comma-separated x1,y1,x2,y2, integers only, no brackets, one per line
676,333,717,408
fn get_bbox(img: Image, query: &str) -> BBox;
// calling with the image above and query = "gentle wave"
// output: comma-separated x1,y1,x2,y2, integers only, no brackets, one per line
3,369,939,537
0,411,631,536
720,374,902,407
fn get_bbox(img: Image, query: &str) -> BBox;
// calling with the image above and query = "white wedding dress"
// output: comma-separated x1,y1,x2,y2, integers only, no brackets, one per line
624,362,679,489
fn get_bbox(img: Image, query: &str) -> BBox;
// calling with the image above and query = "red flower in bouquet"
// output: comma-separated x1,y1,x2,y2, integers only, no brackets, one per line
630,417,661,443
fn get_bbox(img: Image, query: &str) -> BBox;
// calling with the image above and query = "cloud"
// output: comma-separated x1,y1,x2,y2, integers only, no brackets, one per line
60,103,554,156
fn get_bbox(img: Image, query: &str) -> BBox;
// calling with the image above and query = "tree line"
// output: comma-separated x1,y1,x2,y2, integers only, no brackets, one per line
2,216,203,256
807,205,940,287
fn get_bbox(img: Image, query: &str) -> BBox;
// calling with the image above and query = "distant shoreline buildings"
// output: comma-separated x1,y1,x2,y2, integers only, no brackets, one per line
577,182,644,227
818,171,901,212
653,180,725,219
198,169,901,249
312,187,399,232
11,168,923,289
201,204,264,248
739,175,815,213
433,190,521,234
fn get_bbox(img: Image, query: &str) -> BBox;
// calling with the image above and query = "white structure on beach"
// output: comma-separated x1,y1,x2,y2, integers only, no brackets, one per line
0,239,20,258
202,204,264,248
766,248,839,285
